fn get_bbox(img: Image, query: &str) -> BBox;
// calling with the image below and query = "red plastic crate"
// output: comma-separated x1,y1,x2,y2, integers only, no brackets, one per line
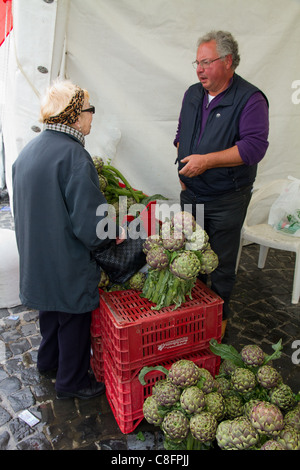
91,305,101,337
91,280,223,372
104,348,221,434
90,335,104,382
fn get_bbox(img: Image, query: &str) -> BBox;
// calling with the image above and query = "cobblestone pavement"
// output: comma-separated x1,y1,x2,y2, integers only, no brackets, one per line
0,191,299,451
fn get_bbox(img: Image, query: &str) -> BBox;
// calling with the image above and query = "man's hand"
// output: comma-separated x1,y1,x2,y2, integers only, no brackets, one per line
179,178,187,190
179,154,208,177
178,147,243,178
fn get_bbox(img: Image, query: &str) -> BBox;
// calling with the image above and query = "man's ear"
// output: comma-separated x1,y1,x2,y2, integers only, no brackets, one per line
225,54,233,70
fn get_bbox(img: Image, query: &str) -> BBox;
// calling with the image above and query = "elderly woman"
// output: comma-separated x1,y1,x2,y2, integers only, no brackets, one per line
12,79,123,399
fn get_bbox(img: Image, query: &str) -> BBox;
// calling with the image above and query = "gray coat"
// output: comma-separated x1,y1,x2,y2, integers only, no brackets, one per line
12,129,118,313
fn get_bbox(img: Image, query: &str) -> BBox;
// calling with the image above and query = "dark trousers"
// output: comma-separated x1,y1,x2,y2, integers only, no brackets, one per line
181,185,252,319
37,310,92,392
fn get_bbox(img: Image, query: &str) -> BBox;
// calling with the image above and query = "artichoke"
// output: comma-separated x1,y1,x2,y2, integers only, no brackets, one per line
98,174,108,192
240,344,265,366
126,196,140,213
249,401,284,436
180,386,206,415
107,200,120,218
197,368,215,393
172,211,196,238
270,383,296,411
162,232,186,252
190,412,218,443
260,440,285,450
107,283,125,291
143,396,164,426
161,220,186,251
98,270,110,289
205,392,225,421
169,251,201,280
224,394,244,419
284,405,300,432
163,439,187,451
168,360,200,388
276,425,300,450
219,359,238,376
92,156,104,173
231,368,256,394
152,379,181,407
128,272,146,291
243,399,263,419
214,377,232,397
143,235,163,254
198,248,218,274
216,417,259,450
256,365,282,389
146,246,169,270
162,410,190,442
160,220,174,239
185,225,209,251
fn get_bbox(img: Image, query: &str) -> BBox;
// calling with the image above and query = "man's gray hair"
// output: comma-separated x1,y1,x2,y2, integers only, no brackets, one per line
197,30,240,70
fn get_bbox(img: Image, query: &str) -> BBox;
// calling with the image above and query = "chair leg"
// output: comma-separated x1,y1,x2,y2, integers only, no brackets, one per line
258,245,269,269
291,252,300,304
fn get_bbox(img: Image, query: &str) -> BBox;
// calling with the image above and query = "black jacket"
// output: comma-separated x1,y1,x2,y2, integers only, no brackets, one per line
12,129,118,313
176,74,268,201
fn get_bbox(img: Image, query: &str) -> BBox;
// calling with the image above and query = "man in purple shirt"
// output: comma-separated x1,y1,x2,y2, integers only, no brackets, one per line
174,31,269,338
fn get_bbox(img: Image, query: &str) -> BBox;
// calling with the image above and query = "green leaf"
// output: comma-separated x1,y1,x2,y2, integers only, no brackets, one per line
193,250,203,261
209,339,245,367
136,431,145,442
138,365,169,385
294,391,300,402
263,339,283,365
141,194,169,205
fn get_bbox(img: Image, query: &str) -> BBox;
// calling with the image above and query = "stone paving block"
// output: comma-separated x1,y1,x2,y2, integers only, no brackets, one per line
0,431,10,449
0,406,12,426
16,433,52,450
8,387,36,412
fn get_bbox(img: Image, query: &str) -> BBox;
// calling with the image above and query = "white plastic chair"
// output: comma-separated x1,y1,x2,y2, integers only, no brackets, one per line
236,179,300,304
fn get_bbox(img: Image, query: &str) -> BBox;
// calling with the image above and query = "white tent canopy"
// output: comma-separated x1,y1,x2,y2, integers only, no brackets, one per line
1,0,300,202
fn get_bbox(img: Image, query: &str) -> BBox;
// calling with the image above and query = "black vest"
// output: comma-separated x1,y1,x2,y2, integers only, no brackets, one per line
176,73,268,201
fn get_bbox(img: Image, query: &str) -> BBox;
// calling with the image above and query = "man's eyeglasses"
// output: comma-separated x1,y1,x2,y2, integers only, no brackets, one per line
82,105,95,114
192,57,224,69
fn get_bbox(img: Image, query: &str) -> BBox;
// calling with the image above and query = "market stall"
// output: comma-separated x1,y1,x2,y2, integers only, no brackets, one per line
1,0,299,450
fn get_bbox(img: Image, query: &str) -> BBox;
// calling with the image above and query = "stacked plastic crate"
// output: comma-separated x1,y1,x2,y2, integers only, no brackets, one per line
90,279,223,434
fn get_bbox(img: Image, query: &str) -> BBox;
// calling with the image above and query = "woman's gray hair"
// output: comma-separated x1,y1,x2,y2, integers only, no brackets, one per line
197,30,240,70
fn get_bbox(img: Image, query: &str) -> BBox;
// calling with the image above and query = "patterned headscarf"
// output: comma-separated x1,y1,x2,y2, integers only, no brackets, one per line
43,87,85,125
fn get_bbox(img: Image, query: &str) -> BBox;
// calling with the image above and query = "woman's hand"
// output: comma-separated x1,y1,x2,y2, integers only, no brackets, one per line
116,226,126,245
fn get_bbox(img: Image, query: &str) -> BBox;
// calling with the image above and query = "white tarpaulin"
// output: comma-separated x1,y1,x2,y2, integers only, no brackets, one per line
1,0,300,201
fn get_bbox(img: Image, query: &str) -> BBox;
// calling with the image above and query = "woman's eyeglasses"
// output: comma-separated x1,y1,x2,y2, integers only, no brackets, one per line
82,105,95,114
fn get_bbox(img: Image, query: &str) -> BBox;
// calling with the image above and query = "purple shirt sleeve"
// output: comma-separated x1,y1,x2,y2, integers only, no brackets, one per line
236,91,269,165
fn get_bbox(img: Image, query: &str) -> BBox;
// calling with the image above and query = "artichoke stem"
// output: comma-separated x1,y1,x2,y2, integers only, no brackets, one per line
164,273,180,307
186,433,195,450
151,269,169,304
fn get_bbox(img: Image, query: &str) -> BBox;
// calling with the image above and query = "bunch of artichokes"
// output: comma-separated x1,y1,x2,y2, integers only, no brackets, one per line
141,211,218,310
92,156,167,291
140,339,300,450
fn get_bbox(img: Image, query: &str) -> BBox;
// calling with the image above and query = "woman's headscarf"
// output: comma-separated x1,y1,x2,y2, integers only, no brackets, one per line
43,87,85,125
